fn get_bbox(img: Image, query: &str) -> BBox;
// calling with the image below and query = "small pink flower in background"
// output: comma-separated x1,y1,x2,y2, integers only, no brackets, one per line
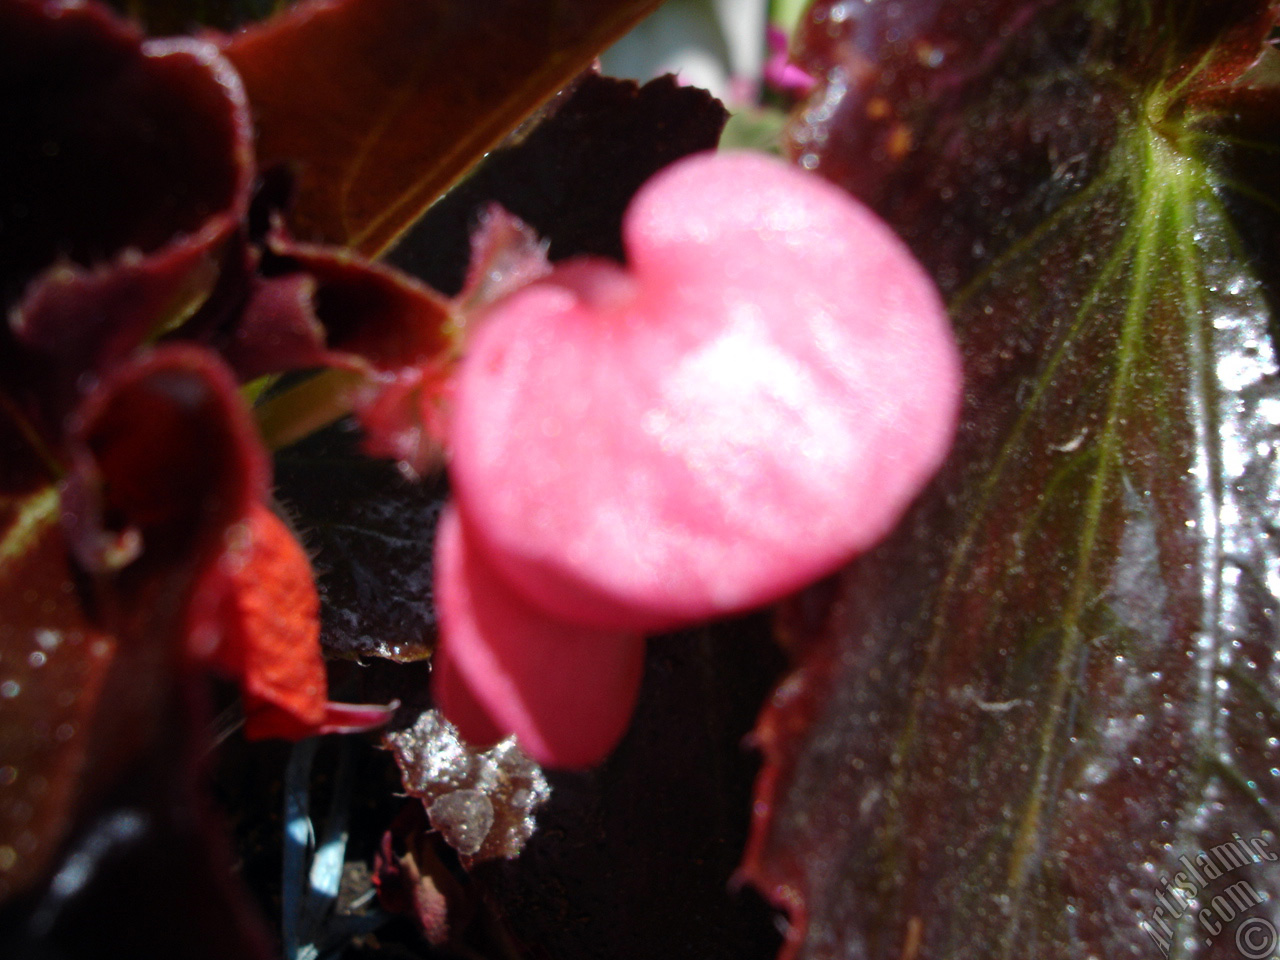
601,0,816,107
432,151,963,768
764,24,816,95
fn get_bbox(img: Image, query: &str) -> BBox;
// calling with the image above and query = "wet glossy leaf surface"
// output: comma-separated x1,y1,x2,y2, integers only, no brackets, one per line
0,493,114,900
743,2,1280,959
0,9,272,944
222,0,668,257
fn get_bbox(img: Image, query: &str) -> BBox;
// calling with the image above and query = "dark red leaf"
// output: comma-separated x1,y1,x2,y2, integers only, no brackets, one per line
0,391,58,497
1,348,276,956
471,626,786,960
0,0,251,305
221,0,669,257
102,0,300,34
220,271,330,380
745,2,1280,959
226,233,457,470
237,234,454,377
0,0,253,494
387,72,729,296
0,490,115,901
16,246,222,388
62,346,266,580
273,420,445,662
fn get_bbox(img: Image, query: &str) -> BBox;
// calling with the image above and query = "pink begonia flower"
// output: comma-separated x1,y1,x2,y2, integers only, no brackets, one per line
433,151,962,767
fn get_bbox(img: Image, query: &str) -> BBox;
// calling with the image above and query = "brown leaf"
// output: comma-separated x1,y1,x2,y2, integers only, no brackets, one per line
222,0,668,257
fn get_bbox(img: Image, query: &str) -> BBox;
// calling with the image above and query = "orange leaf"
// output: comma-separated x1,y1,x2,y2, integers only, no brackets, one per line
214,502,327,739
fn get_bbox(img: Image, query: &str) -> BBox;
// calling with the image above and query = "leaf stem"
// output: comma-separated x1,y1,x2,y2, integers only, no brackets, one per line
254,369,367,452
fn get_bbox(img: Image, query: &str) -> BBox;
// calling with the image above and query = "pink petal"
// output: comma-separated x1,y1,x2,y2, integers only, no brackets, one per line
432,507,646,768
448,151,961,631
430,641,505,750
317,700,400,735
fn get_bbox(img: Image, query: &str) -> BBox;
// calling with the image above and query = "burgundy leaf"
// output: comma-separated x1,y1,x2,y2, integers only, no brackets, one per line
232,234,454,379
387,72,729,296
102,0,298,34
0,0,253,492
273,420,445,662
472,626,786,960
0,0,251,304
744,2,1280,959
62,346,265,580
1,348,275,957
0,491,115,901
